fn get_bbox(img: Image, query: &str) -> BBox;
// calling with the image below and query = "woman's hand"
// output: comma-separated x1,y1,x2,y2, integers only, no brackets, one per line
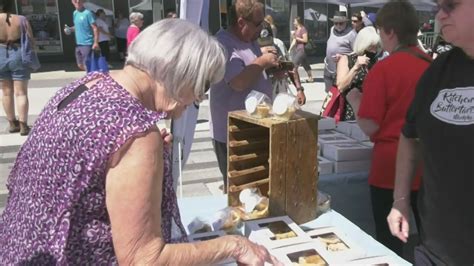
160,128,173,147
355,55,370,69
233,236,283,266
387,200,411,243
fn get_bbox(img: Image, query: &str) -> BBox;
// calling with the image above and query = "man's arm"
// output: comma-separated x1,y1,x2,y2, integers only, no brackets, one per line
91,23,99,49
387,134,420,243
228,52,278,92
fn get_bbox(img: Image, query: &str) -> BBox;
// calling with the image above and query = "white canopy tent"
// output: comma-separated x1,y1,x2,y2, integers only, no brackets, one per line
305,8,328,22
83,2,114,16
297,0,436,11
349,0,436,11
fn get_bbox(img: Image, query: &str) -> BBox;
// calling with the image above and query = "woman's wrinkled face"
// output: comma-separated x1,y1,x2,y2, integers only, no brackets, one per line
436,0,474,48
366,44,379,53
136,18,144,28
162,87,197,119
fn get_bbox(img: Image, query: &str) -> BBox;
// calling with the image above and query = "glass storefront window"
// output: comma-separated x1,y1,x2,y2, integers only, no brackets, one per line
129,0,153,28
84,0,115,27
301,2,328,56
84,0,115,49
16,0,62,54
264,0,290,46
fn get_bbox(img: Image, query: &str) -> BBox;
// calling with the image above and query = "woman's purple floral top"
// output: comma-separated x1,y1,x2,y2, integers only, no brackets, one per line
0,72,188,264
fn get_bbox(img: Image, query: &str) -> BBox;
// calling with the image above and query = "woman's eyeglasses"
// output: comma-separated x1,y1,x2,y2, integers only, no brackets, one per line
433,1,461,15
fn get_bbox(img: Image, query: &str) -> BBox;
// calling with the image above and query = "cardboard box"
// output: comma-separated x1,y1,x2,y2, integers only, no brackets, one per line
318,157,334,175
323,143,372,162
350,124,370,141
245,216,311,249
360,141,374,148
318,135,357,154
334,160,371,174
346,255,402,265
269,242,334,265
306,227,367,262
336,121,370,141
335,121,356,136
318,130,345,138
318,117,336,131
188,230,226,242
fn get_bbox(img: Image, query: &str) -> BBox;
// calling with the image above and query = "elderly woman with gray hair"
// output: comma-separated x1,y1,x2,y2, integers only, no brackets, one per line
126,11,144,47
333,26,380,121
0,19,280,265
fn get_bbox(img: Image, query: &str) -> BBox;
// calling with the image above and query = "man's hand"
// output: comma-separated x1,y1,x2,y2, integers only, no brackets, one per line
258,52,279,69
261,46,277,55
297,90,306,105
387,200,411,243
92,42,100,50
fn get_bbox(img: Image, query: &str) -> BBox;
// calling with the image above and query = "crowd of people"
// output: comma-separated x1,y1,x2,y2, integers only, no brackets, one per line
0,0,472,264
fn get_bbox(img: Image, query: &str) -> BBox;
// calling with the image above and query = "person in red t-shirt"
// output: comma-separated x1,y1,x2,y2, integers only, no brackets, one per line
346,0,431,257
127,12,144,48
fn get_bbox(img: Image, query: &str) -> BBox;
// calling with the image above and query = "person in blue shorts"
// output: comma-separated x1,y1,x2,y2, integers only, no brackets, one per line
64,0,99,71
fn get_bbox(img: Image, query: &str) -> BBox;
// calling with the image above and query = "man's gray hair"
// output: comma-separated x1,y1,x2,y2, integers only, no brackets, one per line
126,19,226,101
129,12,144,24
353,26,381,55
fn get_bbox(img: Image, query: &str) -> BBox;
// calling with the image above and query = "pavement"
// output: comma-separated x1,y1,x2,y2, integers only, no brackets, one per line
0,62,328,214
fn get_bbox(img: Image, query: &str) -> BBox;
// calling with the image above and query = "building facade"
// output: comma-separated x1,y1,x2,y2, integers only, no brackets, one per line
12,0,434,63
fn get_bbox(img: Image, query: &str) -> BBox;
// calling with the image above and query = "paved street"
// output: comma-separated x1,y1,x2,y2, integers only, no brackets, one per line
0,64,328,214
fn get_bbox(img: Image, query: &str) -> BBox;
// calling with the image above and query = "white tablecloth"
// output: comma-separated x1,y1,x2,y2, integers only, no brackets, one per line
178,195,410,265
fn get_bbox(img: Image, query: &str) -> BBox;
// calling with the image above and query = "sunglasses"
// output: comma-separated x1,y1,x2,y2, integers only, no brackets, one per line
334,22,346,26
245,18,264,28
433,1,461,15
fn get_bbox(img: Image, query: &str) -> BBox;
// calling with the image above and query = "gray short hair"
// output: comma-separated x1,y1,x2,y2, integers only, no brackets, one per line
129,12,144,24
353,26,381,55
126,19,226,101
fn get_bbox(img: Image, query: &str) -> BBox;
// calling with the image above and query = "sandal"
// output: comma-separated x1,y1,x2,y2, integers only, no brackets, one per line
8,119,20,133
19,121,30,136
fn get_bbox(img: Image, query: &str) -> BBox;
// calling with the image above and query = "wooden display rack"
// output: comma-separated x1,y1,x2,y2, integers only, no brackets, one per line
227,110,319,224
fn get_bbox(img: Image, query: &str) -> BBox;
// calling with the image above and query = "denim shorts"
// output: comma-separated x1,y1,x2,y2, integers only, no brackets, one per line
0,44,31,81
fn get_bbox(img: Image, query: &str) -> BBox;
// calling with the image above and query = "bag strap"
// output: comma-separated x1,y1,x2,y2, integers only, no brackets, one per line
396,47,433,63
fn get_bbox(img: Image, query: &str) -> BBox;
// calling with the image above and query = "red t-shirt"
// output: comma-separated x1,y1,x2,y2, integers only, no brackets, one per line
126,26,140,47
359,47,430,189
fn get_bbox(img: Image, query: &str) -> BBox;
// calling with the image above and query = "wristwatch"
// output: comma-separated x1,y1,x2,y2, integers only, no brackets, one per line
296,87,304,92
